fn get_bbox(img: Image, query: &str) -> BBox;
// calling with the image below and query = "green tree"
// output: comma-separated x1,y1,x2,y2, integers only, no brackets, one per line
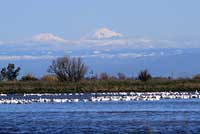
0,64,20,81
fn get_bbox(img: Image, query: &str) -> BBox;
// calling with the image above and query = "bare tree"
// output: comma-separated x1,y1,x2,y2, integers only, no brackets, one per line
138,69,152,82
48,56,88,82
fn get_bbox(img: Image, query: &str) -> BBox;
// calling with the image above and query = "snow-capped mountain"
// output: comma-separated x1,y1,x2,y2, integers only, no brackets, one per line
92,28,123,39
0,27,200,77
82,28,123,40
31,33,67,43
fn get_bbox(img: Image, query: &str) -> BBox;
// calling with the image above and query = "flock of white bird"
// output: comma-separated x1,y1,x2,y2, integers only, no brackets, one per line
0,91,200,104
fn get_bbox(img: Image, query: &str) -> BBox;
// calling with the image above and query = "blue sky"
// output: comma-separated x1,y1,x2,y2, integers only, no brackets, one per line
1,1,200,77
1,0,200,41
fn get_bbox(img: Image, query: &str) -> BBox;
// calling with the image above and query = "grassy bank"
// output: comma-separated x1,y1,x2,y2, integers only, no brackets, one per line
0,79,200,94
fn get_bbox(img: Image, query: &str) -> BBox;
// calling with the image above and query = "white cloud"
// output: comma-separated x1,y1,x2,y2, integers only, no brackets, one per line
93,51,101,54
81,53,115,59
1,27,200,52
0,27,197,63
0,41,4,45
80,52,157,59
118,52,155,58
0,55,57,60
76,28,155,48
160,51,165,56
118,53,143,58
76,39,128,47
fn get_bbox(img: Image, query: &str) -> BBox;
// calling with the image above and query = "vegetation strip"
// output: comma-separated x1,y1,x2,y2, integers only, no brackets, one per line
0,79,200,94
0,56,200,94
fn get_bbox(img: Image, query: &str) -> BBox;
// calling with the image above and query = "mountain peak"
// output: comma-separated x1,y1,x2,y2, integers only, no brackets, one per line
82,27,123,40
94,28,123,39
32,33,66,42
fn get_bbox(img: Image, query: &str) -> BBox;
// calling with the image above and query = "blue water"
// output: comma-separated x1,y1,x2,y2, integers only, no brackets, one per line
0,99,200,134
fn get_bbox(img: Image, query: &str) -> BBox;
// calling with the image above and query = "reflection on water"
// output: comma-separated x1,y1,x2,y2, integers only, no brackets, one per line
0,100,200,133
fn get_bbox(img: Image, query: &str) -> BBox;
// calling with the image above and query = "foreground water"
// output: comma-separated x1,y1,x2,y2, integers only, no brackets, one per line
0,99,200,134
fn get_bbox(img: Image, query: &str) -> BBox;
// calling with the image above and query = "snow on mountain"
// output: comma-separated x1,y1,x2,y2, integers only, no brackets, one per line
93,28,123,39
32,33,67,43
82,27,123,40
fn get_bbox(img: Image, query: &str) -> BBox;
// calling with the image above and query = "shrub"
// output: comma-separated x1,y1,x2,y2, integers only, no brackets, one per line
117,73,126,80
21,74,38,81
41,75,58,82
90,74,98,80
138,69,152,82
193,74,200,80
110,75,118,80
99,72,109,80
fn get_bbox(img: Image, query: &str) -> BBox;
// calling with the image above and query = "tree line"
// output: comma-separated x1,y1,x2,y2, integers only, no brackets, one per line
0,56,154,82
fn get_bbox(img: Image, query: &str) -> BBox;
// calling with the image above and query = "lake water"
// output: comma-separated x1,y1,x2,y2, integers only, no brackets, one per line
0,99,200,134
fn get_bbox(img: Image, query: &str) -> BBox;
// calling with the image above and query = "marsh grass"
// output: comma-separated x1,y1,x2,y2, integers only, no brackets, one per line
0,79,200,93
